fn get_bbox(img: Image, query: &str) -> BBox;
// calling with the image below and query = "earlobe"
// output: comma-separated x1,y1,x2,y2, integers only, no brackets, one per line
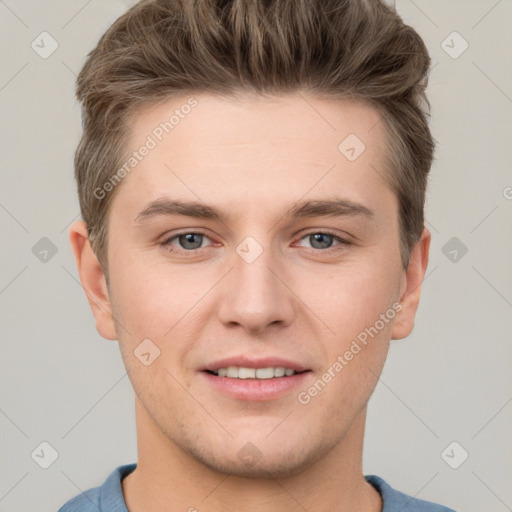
68,220,118,340
391,227,431,340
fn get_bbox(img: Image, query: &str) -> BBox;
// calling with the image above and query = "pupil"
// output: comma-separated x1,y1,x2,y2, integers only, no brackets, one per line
311,233,332,249
180,233,202,249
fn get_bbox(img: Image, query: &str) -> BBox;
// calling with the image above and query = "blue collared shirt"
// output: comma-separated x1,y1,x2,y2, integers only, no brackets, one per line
57,463,457,511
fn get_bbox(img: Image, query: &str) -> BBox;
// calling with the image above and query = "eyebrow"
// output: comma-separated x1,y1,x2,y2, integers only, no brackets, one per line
134,196,374,224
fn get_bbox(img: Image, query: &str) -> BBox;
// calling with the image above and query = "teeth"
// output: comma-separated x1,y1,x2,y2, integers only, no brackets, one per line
255,367,274,379
226,366,239,378
213,366,298,379
238,367,255,379
274,367,285,377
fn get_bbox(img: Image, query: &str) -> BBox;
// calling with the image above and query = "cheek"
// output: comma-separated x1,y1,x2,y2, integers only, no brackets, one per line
108,257,213,384
300,261,401,340
108,254,200,335
295,259,399,405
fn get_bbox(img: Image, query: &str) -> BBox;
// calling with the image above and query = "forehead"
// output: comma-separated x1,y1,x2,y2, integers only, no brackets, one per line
113,92,393,221
129,92,386,156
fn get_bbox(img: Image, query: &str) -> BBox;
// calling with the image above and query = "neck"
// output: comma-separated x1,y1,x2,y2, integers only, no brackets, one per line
122,397,382,512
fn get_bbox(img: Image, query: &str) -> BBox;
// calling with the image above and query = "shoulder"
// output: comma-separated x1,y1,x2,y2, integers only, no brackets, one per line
57,486,100,512
365,474,457,512
57,463,136,512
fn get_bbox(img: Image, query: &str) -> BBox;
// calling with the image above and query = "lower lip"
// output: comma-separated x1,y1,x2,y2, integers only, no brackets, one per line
200,371,311,401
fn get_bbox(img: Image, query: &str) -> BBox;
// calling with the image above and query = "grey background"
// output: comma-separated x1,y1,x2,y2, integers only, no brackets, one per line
1,0,511,510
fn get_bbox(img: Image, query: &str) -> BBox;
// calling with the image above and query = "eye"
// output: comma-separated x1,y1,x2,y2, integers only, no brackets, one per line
160,230,351,254
162,232,213,251
296,231,350,251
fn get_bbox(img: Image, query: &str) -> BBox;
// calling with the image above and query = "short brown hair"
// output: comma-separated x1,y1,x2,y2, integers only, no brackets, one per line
74,0,436,278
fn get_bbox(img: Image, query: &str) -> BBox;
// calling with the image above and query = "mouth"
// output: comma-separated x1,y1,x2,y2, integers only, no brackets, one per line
204,366,309,379
199,358,312,401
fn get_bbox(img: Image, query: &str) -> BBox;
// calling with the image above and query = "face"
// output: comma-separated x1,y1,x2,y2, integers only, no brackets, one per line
77,92,423,478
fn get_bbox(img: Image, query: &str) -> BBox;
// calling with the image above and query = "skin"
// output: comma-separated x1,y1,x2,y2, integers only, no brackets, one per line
70,92,430,511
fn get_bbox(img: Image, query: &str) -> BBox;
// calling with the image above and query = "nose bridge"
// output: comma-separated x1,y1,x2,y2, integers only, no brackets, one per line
216,235,294,332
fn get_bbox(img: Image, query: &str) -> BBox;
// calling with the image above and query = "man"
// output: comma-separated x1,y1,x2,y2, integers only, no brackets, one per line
59,0,456,510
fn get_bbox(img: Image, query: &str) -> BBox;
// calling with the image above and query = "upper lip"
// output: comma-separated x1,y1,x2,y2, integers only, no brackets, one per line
201,356,310,373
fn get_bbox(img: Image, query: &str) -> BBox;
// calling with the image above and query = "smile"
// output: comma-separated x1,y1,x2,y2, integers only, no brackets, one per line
205,366,303,379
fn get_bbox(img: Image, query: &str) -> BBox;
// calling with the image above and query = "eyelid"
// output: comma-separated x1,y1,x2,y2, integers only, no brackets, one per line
294,229,352,249
161,229,352,252
161,230,216,248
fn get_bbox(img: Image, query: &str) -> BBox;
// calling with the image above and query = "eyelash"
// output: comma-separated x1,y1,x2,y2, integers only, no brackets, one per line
160,230,351,254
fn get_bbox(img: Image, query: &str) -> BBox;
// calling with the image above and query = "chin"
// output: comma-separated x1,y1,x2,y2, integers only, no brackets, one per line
197,449,319,479
177,430,332,479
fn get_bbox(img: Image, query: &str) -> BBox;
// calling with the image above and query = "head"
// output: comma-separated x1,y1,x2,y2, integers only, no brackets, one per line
70,0,434,478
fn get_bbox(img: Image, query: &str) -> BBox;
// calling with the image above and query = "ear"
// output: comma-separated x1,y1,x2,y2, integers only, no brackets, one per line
391,227,431,340
69,220,117,340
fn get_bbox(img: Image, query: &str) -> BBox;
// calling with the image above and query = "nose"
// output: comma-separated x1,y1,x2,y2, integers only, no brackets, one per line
216,240,296,335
